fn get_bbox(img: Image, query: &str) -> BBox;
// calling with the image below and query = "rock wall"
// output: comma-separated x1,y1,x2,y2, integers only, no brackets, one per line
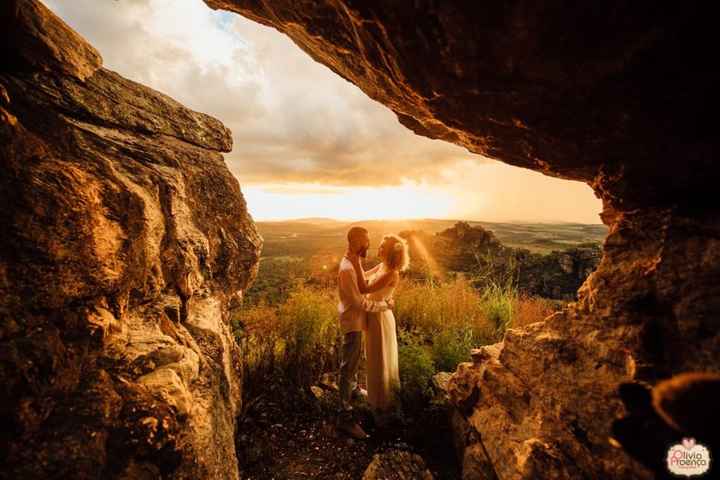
205,1,719,478
2,0,718,478
1,1,261,478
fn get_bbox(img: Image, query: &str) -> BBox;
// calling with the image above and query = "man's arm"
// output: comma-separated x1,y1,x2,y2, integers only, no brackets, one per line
339,268,389,312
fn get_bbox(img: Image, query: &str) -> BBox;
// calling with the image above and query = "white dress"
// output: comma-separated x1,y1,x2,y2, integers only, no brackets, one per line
364,263,400,413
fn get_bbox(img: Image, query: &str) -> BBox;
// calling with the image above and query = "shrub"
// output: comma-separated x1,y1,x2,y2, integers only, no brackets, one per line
232,266,561,411
512,294,559,329
232,301,282,402
277,283,339,385
431,326,475,372
233,282,340,395
480,280,517,341
393,277,506,373
397,330,436,414
239,305,280,359
394,277,487,340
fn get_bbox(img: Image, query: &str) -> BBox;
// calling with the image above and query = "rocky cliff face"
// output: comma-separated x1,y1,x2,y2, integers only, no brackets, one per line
1,1,261,478
204,2,719,478
3,0,719,478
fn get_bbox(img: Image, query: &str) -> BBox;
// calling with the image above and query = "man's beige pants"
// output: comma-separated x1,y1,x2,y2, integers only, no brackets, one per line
339,330,363,412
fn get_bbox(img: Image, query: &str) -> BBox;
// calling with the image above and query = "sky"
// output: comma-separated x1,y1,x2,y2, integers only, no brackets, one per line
44,0,603,224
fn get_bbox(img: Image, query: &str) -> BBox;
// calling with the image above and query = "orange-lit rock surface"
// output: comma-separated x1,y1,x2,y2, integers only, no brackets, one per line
2,0,718,478
1,1,260,478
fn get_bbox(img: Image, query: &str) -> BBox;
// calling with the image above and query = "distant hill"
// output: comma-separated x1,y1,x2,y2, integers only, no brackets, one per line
265,217,342,225
399,222,602,300
255,218,608,257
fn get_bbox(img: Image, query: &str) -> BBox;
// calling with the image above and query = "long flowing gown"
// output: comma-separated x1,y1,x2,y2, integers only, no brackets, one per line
364,262,400,413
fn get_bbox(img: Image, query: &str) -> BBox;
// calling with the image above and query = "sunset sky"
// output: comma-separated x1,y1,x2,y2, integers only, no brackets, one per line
45,0,603,224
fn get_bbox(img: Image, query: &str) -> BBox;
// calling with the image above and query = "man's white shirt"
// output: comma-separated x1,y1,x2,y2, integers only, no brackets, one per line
337,256,389,334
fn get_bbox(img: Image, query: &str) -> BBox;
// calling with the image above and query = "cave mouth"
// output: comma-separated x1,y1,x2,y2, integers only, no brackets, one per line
2,1,718,479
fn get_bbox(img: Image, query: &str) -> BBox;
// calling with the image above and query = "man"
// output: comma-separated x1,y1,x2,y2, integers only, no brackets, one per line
336,226,394,439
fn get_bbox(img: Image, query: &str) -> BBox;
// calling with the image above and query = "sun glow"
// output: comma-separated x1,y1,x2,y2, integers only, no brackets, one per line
46,1,604,226
243,180,457,221
408,235,445,280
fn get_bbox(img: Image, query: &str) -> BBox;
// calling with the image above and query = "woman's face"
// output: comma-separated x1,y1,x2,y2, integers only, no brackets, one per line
378,239,389,259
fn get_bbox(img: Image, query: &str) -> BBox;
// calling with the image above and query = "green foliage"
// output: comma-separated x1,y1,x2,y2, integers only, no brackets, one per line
393,277,499,373
480,280,517,341
232,283,339,397
431,326,475,372
397,330,436,414
232,252,560,413
243,257,311,306
277,283,339,384
469,247,521,341
394,277,486,340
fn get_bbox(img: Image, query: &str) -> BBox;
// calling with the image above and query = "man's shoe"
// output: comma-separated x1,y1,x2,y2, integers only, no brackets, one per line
337,418,368,440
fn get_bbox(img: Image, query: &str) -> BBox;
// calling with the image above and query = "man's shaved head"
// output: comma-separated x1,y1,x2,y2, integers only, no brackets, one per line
347,226,370,257
347,226,368,243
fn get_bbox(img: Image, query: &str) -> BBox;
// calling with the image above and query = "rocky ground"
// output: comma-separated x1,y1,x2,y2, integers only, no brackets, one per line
235,376,459,479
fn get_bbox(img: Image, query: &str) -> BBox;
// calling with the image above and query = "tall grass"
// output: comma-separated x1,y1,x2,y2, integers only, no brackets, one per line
430,326,476,372
277,283,339,385
232,302,280,383
394,277,489,341
513,294,559,329
232,270,561,412
397,329,436,414
480,280,517,340
232,283,339,405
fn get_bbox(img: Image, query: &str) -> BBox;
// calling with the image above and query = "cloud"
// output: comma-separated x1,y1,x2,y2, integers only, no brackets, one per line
43,0,602,223
43,0,482,187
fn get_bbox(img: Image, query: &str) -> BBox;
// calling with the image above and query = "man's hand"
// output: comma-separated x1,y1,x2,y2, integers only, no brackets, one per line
387,298,395,309
347,251,362,269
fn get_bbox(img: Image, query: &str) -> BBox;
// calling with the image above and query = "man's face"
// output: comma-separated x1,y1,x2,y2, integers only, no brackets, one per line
357,233,370,258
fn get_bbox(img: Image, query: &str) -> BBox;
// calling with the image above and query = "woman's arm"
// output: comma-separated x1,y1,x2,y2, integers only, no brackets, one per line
338,267,389,313
362,270,398,294
350,257,396,294
365,262,382,277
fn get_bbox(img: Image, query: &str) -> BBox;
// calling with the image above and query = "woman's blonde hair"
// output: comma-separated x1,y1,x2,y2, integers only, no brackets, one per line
382,234,410,272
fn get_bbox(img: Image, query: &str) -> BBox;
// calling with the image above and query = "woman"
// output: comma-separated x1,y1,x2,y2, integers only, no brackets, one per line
350,234,410,425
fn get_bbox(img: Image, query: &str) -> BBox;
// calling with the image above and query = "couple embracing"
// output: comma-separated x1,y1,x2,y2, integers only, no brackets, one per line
336,226,410,439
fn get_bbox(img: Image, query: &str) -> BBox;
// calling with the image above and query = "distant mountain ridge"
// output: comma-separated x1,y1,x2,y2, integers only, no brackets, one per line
256,218,607,256
399,221,602,300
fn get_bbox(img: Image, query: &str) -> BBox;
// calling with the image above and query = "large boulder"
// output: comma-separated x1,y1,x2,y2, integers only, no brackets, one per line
204,2,719,478
362,449,434,480
0,1,261,478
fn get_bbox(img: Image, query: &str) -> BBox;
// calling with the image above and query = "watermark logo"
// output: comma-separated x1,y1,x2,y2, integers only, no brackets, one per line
667,438,711,477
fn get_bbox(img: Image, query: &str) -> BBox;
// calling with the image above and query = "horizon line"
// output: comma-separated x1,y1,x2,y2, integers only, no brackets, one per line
253,216,606,225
